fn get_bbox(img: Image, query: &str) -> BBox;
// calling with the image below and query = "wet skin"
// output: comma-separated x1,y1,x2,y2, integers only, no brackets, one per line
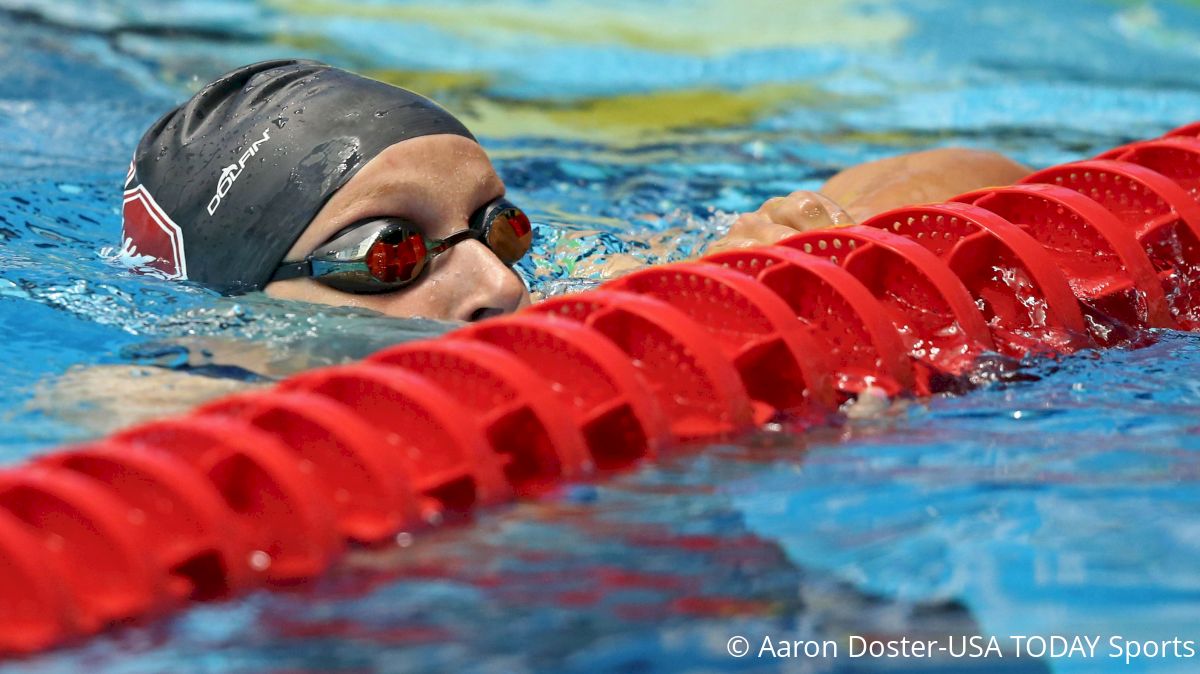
706,147,1032,254
264,134,531,322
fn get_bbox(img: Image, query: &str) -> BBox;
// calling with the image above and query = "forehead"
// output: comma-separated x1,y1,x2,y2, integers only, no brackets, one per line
345,134,501,209
297,134,504,249
365,134,496,182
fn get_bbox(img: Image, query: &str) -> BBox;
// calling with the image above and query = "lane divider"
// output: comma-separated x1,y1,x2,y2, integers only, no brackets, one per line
280,366,514,520
4,124,1200,656
705,246,916,397
198,391,423,545
776,226,996,388
455,313,672,469
112,417,344,585
860,202,1091,357
368,341,595,493
41,441,257,598
951,184,1175,338
606,263,838,418
531,290,755,440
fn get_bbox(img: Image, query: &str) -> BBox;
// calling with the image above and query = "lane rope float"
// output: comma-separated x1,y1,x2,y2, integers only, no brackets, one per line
860,201,1092,357
704,246,917,397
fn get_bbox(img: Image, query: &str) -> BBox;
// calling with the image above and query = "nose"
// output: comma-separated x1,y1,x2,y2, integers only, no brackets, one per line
451,239,529,322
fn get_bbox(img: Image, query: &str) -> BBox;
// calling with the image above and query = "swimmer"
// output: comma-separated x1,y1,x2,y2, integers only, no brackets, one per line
41,59,1032,431
120,59,1031,321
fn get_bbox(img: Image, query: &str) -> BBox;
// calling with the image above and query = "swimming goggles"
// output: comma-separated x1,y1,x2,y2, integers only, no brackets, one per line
269,198,533,294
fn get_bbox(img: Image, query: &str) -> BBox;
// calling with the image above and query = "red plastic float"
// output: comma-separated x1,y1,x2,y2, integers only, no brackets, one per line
860,202,1091,355
0,467,166,634
1097,137,1200,201
775,225,995,383
455,313,672,469
0,508,74,653
605,262,837,419
530,290,754,440
39,441,255,599
951,184,1174,338
1022,160,1200,329
1165,121,1200,139
113,417,343,585
703,246,915,396
281,364,512,520
1099,121,1200,163
367,340,593,494
197,390,423,544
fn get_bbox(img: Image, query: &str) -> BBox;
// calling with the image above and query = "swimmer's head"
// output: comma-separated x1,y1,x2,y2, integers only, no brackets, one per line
122,59,530,321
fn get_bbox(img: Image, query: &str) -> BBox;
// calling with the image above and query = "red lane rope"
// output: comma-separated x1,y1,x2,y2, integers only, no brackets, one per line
605,263,838,420
368,341,595,494
860,202,1091,356
281,365,514,517
1105,137,1200,201
775,226,996,384
0,469,166,633
113,417,345,585
0,509,72,654
40,441,257,598
5,123,1200,655
1166,121,1200,139
197,391,423,544
704,246,916,396
1022,160,1200,329
531,290,755,440
951,184,1174,340
454,313,672,469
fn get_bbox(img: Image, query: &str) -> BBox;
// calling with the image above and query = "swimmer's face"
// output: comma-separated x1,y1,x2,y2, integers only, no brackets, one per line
264,134,531,321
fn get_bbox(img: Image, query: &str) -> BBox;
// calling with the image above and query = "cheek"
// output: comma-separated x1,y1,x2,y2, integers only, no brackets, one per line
265,277,457,321
264,278,370,310
366,287,447,319
368,263,471,320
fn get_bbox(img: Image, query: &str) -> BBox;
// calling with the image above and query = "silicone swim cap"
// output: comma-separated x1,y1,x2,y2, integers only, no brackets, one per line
121,59,476,294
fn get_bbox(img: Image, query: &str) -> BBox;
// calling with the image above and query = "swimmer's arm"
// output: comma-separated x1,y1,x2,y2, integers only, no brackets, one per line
706,148,1032,253
30,364,268,436
25,335,320,437
820,147,1032,220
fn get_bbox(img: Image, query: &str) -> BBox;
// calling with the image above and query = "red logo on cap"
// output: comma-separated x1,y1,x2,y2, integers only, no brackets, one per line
121,182,189,280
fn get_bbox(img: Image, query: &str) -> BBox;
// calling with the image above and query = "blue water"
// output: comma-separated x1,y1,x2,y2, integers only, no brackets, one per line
3,0,1200,672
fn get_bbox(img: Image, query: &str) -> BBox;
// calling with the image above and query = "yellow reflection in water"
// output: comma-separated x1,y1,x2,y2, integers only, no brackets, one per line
270,0,910,55
269,0,904,141
390,80,837,141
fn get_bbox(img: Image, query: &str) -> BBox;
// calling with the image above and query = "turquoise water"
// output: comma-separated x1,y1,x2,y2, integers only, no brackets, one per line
2,0,1200,672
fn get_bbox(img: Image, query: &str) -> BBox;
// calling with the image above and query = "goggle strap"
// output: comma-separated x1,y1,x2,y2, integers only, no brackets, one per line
269,260,313,283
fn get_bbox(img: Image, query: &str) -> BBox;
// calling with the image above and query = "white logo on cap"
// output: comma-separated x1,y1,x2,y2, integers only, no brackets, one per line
207,128,271,216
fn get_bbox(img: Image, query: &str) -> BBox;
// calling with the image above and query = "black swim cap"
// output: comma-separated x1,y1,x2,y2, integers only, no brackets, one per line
121,59,476,294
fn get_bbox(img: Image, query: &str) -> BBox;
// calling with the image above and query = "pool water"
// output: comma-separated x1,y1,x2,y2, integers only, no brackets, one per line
2,0,1200,672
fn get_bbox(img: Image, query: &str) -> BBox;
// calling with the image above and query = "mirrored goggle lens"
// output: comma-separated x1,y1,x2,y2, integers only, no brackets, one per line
484,205,533,265
366,227,428,284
